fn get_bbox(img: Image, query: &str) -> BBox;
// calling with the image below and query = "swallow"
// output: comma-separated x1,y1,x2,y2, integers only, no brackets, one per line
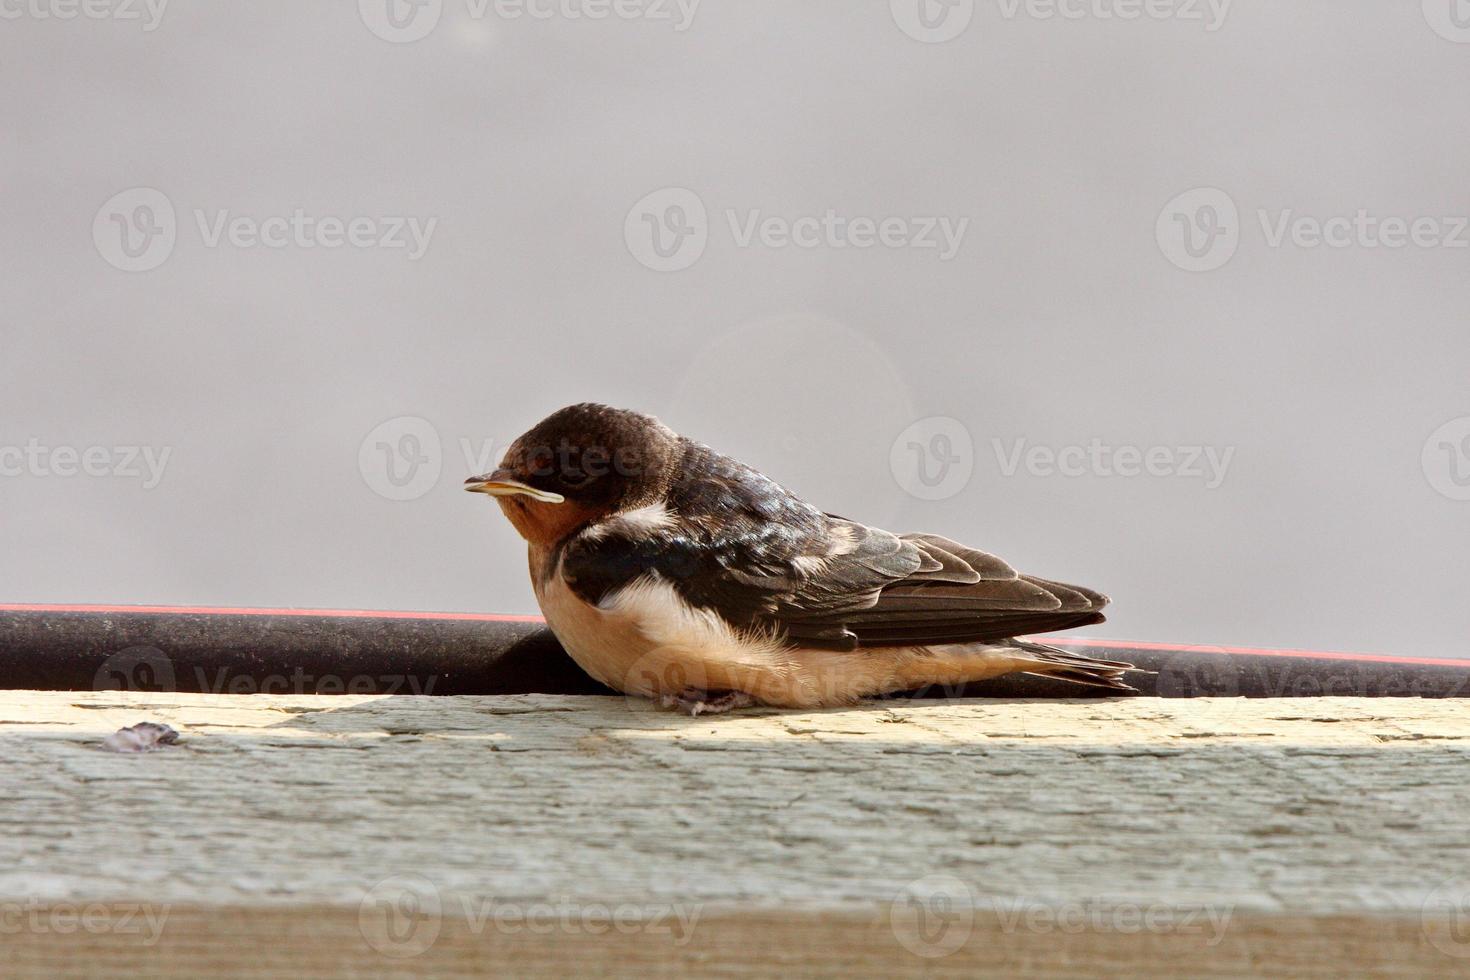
467,403,1133,714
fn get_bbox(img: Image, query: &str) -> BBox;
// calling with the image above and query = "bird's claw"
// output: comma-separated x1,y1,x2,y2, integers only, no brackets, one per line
657,688,756,716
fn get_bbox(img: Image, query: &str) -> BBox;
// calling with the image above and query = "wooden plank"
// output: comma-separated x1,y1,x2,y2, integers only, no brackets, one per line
3,692,1469,977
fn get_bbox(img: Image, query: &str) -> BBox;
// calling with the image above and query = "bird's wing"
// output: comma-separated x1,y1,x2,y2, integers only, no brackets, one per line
559,513,1107,652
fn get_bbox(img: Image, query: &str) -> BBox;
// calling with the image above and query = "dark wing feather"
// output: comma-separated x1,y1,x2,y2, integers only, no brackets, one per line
559,441,1107,651
782,532,1108,649
562,519,1107,651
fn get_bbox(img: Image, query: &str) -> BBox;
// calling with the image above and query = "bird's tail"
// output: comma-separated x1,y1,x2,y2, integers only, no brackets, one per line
1006,638,1139,693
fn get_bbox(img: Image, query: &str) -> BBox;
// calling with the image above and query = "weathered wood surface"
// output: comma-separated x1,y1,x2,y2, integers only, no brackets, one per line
3,692,1469,977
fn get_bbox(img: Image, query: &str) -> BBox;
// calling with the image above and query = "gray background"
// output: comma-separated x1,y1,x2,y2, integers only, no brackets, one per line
3,1,1468,657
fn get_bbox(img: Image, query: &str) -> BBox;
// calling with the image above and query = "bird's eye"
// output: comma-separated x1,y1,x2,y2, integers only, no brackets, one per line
527,453,554,476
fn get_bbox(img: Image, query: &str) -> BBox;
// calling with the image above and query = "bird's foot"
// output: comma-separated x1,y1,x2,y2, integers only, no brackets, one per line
658,688,756,716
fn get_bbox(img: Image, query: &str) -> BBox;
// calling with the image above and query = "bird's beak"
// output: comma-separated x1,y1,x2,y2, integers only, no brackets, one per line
464,471,565,504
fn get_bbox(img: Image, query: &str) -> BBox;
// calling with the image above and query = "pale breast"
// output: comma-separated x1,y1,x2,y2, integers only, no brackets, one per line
533,555,651,692
529,545,1031,707
531,546,798,702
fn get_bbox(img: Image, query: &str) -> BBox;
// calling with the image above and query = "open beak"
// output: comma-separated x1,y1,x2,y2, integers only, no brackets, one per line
464,471,565,504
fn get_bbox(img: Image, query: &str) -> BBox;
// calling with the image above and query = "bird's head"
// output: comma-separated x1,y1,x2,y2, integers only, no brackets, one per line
465,403,680,546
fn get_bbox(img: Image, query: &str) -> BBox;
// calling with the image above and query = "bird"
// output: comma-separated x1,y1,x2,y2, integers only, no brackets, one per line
466,403,1134,714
